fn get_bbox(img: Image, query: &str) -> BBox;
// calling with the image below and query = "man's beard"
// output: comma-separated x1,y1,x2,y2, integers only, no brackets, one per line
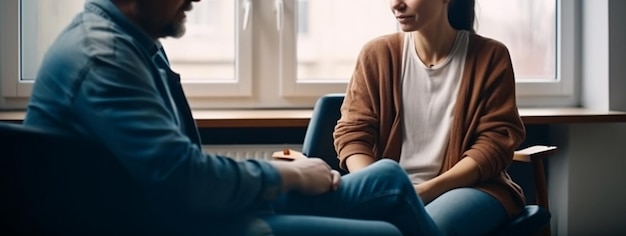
162,19,186,38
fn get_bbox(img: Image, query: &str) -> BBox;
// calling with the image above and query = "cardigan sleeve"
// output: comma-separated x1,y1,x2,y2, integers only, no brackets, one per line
333,37,391,170
463,41,526,181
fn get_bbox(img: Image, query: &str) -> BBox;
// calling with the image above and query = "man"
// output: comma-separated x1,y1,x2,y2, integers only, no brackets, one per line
23,0,441,235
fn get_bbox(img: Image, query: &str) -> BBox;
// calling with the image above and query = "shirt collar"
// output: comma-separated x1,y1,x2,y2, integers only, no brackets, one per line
85,0,160,56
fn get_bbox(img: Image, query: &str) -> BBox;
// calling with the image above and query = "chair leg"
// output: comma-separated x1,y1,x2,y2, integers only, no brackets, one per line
532,160,549,210
532,159,550,236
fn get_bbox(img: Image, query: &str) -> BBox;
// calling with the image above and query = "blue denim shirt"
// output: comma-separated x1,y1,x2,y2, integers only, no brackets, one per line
23,0,281,227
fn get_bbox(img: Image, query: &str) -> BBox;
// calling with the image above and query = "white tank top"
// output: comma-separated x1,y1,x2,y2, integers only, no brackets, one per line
399,30,469,184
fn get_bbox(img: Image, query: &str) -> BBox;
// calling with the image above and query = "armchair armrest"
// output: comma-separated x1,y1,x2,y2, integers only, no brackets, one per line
512,145,558,213
514,145,558,163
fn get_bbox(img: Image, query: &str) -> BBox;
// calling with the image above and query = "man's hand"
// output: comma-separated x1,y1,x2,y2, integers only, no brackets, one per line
272,158,341,195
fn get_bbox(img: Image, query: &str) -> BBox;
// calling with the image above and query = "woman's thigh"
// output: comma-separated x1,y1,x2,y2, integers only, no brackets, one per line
425,188,508,236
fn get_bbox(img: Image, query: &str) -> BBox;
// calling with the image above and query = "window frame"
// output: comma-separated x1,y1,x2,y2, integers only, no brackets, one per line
1,0,579,109
277,0,578,106
0,0,253,100
514,0,578,107
277,0,351,97
178,0,253,98
1,0,26,99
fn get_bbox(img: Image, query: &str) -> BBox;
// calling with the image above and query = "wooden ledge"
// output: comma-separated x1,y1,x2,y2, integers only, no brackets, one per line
519,108,626,124
191,109,312,128
0,111,23,124
2,108,626,128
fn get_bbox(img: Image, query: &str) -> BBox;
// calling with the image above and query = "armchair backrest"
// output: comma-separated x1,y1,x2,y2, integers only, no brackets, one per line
0,122,158,235
301,93,348,175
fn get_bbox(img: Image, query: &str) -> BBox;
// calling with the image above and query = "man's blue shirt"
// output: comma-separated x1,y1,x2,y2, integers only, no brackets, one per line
23,0,282,224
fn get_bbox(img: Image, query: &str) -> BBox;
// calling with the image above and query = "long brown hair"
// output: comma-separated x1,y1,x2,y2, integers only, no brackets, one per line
448,0,476,33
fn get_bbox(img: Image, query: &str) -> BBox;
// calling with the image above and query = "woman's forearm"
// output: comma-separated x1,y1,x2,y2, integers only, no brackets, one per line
418,157,481,203
345,154,376,173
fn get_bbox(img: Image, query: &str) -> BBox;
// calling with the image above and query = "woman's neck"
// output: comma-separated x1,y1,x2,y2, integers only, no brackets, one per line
412,24,458,67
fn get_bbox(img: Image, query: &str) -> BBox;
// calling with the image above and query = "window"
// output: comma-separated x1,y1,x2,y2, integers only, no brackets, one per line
162,0,236,81
279,0,398,96
1,0,576,109
19,0,82,81
475,0,576,106
477,0,556,80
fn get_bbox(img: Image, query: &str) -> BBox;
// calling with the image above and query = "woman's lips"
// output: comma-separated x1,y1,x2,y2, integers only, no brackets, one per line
396,15,414,24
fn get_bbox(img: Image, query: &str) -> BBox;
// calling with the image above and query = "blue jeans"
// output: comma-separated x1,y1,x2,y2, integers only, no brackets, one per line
425,188,509,236
263,159,442,236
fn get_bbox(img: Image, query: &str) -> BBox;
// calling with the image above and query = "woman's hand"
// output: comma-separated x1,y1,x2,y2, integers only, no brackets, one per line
414,181,439,205
415,157,481,204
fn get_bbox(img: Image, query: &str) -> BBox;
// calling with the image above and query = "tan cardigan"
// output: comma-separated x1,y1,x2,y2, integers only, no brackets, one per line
333,32,527,217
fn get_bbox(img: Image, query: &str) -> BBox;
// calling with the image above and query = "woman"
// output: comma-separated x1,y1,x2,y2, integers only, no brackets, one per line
333,0,526,235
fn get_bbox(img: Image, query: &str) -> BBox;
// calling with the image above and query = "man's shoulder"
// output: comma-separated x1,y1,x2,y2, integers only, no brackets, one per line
54,12,138,60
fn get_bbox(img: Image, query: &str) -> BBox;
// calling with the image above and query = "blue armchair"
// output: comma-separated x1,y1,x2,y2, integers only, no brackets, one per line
300,93,554,236
0,122,160,235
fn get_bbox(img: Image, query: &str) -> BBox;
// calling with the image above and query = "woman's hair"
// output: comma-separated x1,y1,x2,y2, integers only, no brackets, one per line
448,0,476,33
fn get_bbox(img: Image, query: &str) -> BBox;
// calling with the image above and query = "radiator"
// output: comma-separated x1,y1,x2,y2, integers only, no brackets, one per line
202,144,302,161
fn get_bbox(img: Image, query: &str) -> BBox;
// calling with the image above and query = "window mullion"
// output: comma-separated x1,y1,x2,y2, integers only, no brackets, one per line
277,0,347,97
1,0,24,98
181,0,252,98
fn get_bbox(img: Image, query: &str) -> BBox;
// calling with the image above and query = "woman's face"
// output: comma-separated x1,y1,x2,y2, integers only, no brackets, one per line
389,0,448,32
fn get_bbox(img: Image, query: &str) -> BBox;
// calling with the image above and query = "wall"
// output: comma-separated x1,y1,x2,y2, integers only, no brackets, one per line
547,0,626,235
557,123,626,235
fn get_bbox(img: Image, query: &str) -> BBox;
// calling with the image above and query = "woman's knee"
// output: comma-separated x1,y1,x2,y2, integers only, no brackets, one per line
367,159,405,174
363,159,412,186
425,188,507,236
